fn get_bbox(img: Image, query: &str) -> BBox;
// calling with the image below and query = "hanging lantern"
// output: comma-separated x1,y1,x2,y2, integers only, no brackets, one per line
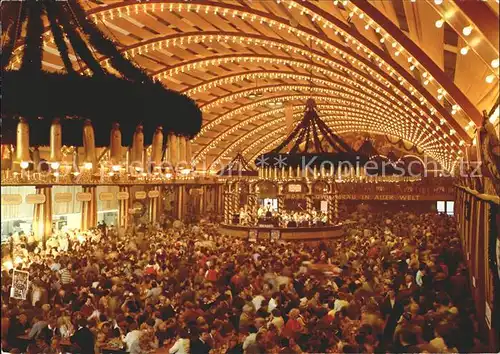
151,126,164,166
71,148,80,176
1,145,13,171
131,124,144,169
169,133,178,168
16,118,30,169
49,118,62,169
179,135,187,162
82,119,96,170
32,147,41,171
109,122,122,169
186,137,192,165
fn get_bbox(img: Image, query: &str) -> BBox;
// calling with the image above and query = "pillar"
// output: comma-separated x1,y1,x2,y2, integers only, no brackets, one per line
81,186,97,230
176,185,185,220
223,191,232,224
148,185,161,224
334,187,339,219
118,186,130,229
232,183,240,219
32,186,52,248
248,184,258,225
327,194,335,225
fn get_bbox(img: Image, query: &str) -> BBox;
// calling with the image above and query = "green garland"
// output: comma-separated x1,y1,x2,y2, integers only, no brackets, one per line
1,0,202,146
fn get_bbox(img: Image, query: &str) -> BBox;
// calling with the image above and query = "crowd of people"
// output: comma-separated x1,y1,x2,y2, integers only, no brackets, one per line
1,210,487,353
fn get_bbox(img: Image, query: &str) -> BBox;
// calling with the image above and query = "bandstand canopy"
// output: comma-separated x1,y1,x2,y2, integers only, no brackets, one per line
217,152,258,177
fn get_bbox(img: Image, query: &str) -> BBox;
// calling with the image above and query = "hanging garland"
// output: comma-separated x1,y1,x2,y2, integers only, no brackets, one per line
1,0,202,146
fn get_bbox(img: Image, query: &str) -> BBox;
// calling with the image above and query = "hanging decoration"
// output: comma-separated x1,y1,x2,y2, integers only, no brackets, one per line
1,0,202,147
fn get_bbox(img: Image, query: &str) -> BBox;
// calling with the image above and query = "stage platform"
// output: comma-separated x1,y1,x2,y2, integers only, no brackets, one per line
220,223,345,241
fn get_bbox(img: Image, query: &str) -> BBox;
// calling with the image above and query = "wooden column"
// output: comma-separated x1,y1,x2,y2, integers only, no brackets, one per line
33,186,52,248
81,186,97,230
118,186,130,229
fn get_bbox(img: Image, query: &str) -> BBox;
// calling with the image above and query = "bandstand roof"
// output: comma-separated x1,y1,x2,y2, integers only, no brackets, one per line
217,152,258,176
3,0,499,172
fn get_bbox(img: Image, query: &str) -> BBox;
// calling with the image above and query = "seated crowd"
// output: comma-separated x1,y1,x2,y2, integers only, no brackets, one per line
0,211,485,353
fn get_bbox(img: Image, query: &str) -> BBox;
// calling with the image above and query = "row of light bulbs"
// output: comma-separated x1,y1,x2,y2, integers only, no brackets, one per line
210,120,289,169
114,30,459,139
200,84,450,145
218,111,453,169
212,112,410,168
201,84,405,122
181,56,452,137
322,0,498,98
85,1,468,134
194,110,288,163
82,1,472,162
121,32,451,136
242,128,287,158
278,0,475,121
196,92,458,157
247,123,456,172
210,107,403,167
199,97,417,151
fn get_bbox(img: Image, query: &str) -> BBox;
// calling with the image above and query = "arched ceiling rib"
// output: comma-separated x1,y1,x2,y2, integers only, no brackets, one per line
10,0,497,171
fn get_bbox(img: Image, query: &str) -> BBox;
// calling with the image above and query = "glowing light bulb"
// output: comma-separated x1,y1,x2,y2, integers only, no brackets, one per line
434,0,443,4
492,58,499,68
485,74,495,83
2,261,13,271
84,162,93,170
462,26,473,36
112,165,121,172
460,46,469,55
435,19,444,28
20,161,29,169
50,162,60,169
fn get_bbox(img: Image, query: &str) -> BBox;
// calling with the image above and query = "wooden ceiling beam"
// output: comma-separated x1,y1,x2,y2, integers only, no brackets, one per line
345,0,483,127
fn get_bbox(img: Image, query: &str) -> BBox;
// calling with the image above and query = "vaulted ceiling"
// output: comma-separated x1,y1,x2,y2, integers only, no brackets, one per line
8,0,499,172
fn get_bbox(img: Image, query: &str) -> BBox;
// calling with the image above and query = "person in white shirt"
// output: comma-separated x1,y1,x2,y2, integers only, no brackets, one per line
416,266,426,287
169,329,190,354
252,294,265,311
123,323,142,352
